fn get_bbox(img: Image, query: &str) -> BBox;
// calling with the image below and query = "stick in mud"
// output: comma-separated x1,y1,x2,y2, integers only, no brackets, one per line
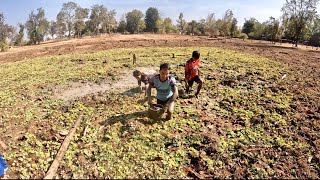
133,54,136,65
44,113,83,179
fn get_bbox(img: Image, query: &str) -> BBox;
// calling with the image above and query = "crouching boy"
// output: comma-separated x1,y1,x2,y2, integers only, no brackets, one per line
147,63,178,120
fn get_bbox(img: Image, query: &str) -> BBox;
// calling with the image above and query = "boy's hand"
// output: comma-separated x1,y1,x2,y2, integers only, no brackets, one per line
161,104,168,114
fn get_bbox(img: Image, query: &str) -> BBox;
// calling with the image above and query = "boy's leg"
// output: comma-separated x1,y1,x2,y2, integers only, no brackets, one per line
186,79,194,93
194,76,203,97
166,101,174,120
157,99,166,117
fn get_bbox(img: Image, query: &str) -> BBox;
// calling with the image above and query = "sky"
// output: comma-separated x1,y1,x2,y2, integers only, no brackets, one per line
0,0,303,28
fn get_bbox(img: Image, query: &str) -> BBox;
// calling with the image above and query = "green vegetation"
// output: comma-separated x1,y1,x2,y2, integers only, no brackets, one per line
0,47,318,178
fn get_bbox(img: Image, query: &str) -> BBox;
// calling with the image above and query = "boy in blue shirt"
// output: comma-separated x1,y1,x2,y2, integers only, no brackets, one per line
147,63,178,120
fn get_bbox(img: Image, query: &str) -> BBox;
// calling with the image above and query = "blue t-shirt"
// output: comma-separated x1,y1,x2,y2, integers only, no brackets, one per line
0,155,8,176
149,75,177,101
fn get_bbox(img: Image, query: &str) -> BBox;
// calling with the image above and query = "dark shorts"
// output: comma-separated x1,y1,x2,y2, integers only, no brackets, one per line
188,76,201,87
157,98,169,105
157,98,174,113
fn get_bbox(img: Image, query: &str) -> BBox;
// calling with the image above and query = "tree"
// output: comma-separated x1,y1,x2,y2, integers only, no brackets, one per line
242,18,256,35
90,5,107,35
187,20,202,35
6,25,15,45
25,8,49,44
58,1,79,38
177,12,187,34
265,17,281,43
198,19,206,35
216,19,224,36
126,9,144,34
138,19,146,33
102,9,117,34
220,9,234,36
0,13,15,45
230,18,238,38
159,17,174,34
281,0,319,47
74,7,89,37
249,21,267,39
56,11,67,38
49,21,56,39
14,23,24,45
145,7,160,33
89,5,116,35
0,13,7,43
117,17,127,33
307,16,320,46
205,13,218,37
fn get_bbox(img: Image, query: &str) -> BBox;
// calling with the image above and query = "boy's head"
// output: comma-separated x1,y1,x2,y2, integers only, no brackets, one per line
192,51,200,60
133,70,142,80
159,63,170,80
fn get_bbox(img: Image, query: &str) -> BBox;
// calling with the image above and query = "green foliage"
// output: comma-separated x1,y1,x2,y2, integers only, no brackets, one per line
158,18,175,34
56,11,67,38
205,13,218,36
219,9,234,36
186,20,202,35
88,5,117,35
281,0,319,47
89,4,107,35
239,33,248,40
117,18,127,33
1,47,317,179
126,9,144,34
58,1,79,38
177,12,187,34
264,17,282,42
242,18,256,35
230,18,238,37
0,13,15,44
145,7,160,33
14,23,24,45
0,41,8,52
74,7,89,37
25,8,49,44
48,21,56,39
248,21,267,39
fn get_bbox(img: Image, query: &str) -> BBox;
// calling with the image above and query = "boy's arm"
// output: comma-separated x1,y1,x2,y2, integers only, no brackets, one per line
137,79,142,91
147,80,154,105
185,71,189,82
185,63,190,84
168,85,178,104
165,78,178,107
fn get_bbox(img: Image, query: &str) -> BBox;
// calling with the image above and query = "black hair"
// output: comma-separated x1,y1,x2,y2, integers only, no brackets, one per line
133,70,142,77
192,51,200,59
160,63,170,70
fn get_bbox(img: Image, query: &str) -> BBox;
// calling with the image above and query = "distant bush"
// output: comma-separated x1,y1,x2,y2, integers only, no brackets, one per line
203,32,211,37
239,33,248,41
0,42,8,52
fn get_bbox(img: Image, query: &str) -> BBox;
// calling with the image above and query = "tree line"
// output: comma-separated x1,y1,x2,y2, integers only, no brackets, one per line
0,0,319,51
